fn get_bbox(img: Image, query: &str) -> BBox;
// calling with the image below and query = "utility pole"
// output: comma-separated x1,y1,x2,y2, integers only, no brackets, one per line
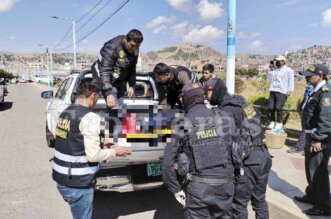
39,44,53,87
72,19,77,70
49,46,53,86
226,0,236,94
41,56,44,81
52,16,77,70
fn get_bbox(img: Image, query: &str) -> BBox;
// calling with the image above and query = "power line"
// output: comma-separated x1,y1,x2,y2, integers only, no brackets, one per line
75,0,113,34
53,0,105,49
76,0,104,23
55,0,130,51
53,26,72,49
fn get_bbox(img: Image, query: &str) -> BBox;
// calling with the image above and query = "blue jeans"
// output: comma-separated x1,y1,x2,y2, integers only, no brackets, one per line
57,184,94,219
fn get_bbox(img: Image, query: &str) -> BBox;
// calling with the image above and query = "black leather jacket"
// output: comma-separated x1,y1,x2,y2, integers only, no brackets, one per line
97,35,138,97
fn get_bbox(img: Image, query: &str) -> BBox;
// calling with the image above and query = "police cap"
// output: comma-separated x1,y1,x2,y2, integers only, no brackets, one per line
299,64,329,77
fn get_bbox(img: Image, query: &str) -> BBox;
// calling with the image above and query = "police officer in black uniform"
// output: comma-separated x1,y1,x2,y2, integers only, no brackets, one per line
162,83,238,219
204,78,272,219
52,78,131,219
294,64,331,216
153,62,197,108
92,29,143,109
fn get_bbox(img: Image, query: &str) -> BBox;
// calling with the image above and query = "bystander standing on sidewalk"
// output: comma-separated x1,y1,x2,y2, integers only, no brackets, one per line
287,84,314,154
294,64,331,216
267,55,295,129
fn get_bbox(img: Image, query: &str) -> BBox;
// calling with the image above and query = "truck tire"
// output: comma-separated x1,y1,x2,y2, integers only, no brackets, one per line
46,122,55,148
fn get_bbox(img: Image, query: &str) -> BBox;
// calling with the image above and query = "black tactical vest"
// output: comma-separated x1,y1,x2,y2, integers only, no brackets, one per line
168,66,197,93
220,95,264,163
52,104,99,188
188,109,232,173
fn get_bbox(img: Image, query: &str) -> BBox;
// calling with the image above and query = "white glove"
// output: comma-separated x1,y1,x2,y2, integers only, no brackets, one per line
174,190,186,207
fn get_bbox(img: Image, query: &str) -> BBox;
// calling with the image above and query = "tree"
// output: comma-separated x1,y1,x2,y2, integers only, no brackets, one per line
0,69,14,79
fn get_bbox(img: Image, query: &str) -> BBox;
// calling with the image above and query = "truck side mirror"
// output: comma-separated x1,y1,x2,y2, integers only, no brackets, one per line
41,91,54,99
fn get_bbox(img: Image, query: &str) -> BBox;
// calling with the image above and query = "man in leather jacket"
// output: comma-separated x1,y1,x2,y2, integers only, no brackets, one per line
92,29,143,109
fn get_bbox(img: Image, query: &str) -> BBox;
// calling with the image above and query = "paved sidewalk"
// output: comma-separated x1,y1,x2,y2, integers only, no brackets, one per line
263,126,331,219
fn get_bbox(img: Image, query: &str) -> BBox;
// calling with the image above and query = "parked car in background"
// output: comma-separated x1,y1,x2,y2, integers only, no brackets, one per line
0,78,8,96
19,79,27,83
11,79,18,84
0,79,5,103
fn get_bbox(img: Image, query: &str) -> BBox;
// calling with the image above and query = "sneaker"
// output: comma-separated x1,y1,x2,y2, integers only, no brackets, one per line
268,121,275,129
302,206,331,216
287,147,303,154
274,122,283,129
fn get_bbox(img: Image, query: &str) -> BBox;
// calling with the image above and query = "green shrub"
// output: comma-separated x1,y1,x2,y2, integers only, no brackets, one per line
215,73,245,93
235,76,245,93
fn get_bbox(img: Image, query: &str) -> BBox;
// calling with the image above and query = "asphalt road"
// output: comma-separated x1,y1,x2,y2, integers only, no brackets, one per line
0,83,183,219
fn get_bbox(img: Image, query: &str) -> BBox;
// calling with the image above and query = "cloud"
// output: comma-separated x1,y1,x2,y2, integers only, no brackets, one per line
322,8,331,28
183,25,225,44
196,0,224,21
248,40,264,51
9,35,16,40
171,21,189,36
152,25,168,34
146,16,174,29
237,31,260,39
0,0,20,12
167,0,192,12
275,0,296,8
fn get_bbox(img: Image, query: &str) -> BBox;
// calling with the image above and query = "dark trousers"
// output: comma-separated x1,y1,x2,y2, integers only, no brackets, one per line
295,131,306,149
185,181,234,219
304,135,331,210
232,147,272,219
268,91,287,123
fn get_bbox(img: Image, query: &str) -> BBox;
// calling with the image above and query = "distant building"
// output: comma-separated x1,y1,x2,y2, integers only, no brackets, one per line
76,60,89,70
27,62,43,78
258,64,269,72
189,59,210,73
239,64,249,70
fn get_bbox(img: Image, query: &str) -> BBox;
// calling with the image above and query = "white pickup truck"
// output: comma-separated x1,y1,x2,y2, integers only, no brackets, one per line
41,70,177,192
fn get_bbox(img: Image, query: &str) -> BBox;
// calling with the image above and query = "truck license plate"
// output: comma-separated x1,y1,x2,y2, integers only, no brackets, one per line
147,162,162,176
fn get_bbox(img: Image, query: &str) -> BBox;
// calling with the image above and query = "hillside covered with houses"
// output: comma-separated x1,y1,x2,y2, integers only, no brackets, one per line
0,44,330,78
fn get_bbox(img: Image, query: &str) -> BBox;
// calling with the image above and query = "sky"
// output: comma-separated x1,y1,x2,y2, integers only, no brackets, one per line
0,0,330,55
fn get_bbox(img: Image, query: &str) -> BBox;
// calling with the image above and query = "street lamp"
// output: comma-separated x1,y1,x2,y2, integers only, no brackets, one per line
39,44,53,87
52,16,77,70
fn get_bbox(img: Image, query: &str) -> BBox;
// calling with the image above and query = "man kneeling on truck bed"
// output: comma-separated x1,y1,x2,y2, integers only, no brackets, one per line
153,62,197,109
52,78,131,219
